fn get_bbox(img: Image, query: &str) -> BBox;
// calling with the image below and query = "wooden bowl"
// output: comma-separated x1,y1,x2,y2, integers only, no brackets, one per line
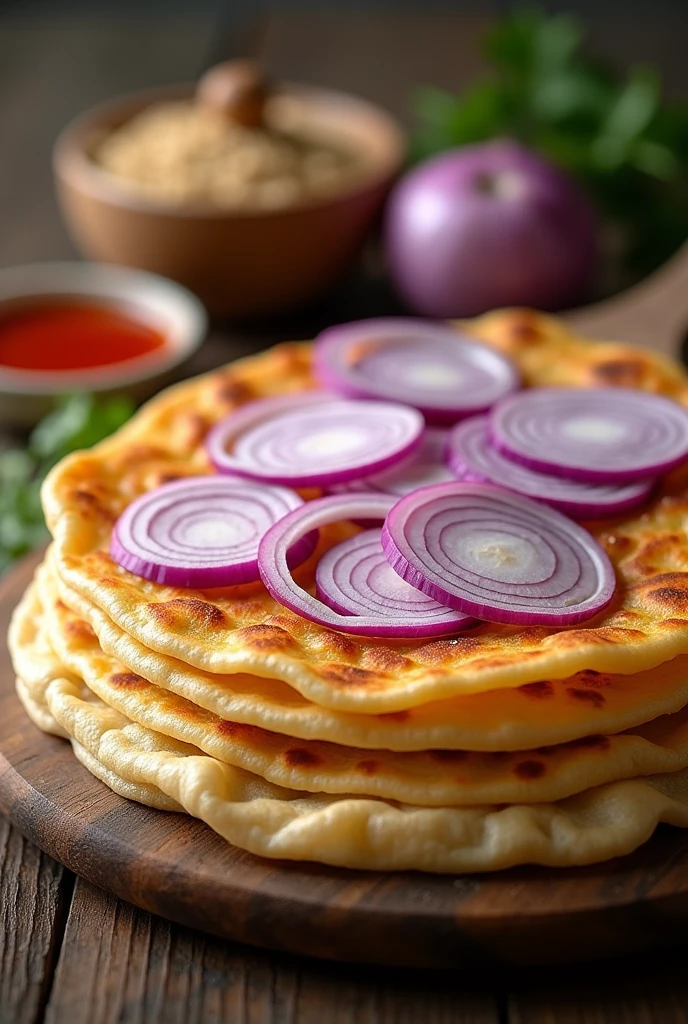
53,84,406,318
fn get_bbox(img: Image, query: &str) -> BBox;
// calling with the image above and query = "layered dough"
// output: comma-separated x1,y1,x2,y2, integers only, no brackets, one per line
9,308,688,871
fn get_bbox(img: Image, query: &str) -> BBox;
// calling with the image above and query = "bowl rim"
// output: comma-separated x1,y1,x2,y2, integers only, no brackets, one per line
0,261,208,394
53,80,407,220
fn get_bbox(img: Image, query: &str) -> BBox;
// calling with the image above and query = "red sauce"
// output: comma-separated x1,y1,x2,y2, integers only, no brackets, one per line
0,301,167,372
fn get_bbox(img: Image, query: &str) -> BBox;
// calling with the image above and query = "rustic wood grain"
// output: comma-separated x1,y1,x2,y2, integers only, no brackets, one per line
46,877,501,1024
0,818,70,1024
507,952,688,1024
4,553,688,970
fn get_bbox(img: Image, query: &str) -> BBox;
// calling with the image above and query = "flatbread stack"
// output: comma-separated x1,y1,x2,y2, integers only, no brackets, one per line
10,308,688,872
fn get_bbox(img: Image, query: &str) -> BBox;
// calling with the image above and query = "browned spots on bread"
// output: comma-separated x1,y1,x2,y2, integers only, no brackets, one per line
318,664,382,688
360,647,413,674
177,412,210,448
233,623,297,651
548,629,617,650
591,359,647,388
212,376,254,408
356,759,379,775
413,637,482,664
65,618,97,642
312,631,359,660
571,734,610,751
513,627,551,645
72,488,114,522
514,759,546,780
118,444,168,467
284,747,322,768
578,669,611,689
596,627,646,643
98,576,124,589
634,572,688,603
535,733,610,757
519,680,554,699
216,719,256,740
270,343,311,376
566,687,606,708
503,311,543,347
109,672,146,688
473,653,539,672
148,598,227,631
627,534,687,576
647,585,688,613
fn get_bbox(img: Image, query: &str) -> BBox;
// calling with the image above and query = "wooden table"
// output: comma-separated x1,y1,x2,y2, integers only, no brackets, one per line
3,7,688,1021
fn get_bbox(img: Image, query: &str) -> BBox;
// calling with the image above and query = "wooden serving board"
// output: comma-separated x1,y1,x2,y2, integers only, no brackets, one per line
3,553,688,968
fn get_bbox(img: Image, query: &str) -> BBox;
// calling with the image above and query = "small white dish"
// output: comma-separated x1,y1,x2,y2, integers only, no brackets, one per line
0,262,207,428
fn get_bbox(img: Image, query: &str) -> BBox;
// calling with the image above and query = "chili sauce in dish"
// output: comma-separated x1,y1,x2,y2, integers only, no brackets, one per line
0,301,166,372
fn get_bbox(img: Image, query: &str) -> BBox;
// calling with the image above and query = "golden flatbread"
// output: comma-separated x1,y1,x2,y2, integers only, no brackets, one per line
10,578,688,872
45,554,688,752
15,565,688,808
42,311,688,712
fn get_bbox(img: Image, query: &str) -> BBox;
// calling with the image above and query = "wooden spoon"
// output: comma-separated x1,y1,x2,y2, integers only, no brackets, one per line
566,238,688,361
196,60,269,129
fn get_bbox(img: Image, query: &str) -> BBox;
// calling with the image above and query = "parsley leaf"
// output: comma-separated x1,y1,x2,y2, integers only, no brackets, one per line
412,8,688,283
0,393,133,573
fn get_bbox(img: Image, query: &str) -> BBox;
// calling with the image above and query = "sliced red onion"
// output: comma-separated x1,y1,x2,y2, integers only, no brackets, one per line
111,476,316,588
448,415,655,518
316,528,470,634
332,428,454,497
491,387,688,483
258,493,473,638
206,392,424,487
314,318,520,424
381,482,616,626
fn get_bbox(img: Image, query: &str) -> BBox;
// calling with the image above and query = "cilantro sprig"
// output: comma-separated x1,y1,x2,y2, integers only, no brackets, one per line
0,393,133,573
412,9,688,285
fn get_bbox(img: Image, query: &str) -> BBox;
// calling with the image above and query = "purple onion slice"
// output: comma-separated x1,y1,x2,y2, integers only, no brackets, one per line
381,482,616,626
111,476,316,588
316,528,470,634
314,318,520,424
332,428,454,497
258,493,473,638
491,387,688,483
206,392,424,487
448,415,655,518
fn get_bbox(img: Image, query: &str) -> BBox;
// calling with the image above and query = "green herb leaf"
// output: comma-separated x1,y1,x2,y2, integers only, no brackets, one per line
411,7,688,281
0,392,134,573
592,66,660,171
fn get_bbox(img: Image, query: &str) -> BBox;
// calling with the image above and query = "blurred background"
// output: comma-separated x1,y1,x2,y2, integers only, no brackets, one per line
1,0,687,572
2,0,687,281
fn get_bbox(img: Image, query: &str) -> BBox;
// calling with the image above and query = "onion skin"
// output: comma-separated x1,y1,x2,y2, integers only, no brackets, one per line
314,318,520,424
447,414,656,518
385,139,597,317
381,481,616,626
206,392,424,488
258,493,473,638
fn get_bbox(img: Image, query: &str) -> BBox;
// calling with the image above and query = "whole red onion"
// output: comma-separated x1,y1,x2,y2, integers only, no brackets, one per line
385,140,597,317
